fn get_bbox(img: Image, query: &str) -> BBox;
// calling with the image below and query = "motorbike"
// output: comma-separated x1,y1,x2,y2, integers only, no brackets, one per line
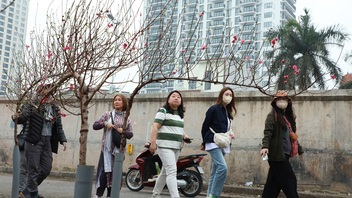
125,141,206,197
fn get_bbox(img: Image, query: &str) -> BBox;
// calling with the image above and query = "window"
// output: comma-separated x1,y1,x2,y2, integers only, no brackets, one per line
264,2,273,9
243,15,255,22
262,81,268,86
264,12,273,18
214,11,224,17
264,22,272,28
204,71,211,90
213,20,223,26
213,28,223,35
188,80,196,89
243,6,255,12
243,24,252,31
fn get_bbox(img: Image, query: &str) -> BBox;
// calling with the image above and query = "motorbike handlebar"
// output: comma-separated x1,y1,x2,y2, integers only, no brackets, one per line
145,138,193,148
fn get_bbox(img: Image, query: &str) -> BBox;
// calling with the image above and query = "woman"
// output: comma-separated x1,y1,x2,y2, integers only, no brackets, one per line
260,90,304,198
149,90,191,198
93,94,133,198
201,87,236,198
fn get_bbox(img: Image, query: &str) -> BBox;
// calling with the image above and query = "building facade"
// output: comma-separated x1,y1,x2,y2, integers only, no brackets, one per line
0,0,29,95
141,0,296,93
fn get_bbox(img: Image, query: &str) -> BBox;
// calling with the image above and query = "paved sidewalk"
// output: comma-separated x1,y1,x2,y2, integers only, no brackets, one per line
0,167,350,198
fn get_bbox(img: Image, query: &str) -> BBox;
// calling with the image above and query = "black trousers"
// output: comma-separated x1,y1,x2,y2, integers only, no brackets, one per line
96,152,112,197
262,155,299,198
25,136,53,193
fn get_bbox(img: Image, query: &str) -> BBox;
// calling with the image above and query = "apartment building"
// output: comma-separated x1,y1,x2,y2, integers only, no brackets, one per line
141,0,296,93
0,0,29,95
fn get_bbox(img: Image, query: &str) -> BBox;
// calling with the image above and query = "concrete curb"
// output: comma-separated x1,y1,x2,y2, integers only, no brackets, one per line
219,185,350,198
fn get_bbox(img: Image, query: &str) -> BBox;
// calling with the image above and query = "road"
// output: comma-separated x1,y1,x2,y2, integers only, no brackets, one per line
0,173,259,198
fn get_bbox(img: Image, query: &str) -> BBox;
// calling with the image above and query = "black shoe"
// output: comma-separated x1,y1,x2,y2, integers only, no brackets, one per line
21,188,30,198
30,191,38,198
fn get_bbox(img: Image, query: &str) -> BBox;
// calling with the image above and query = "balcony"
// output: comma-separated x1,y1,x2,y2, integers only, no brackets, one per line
240,0,257,6
209,3,225,11
209,12,225,20
241,8,256,15
186,0,198,6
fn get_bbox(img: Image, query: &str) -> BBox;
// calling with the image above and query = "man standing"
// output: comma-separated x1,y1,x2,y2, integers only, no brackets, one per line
12,84,67,198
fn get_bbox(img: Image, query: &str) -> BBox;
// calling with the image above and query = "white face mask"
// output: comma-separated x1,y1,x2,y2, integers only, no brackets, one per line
276,100,288,109
222,95,232,105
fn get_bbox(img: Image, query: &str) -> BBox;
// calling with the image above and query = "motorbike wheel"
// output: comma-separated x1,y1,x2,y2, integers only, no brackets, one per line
125,169,144,191
179,170,203,197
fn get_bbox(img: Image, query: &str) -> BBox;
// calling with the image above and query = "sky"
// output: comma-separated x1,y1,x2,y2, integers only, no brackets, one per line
295,0,352,74
25,0,352,86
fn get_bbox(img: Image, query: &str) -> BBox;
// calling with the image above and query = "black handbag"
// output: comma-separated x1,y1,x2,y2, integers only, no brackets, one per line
17,129,25,151
110,112,121,148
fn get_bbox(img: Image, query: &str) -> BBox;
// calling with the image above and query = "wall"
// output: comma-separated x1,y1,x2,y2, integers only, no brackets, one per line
0,89,351,192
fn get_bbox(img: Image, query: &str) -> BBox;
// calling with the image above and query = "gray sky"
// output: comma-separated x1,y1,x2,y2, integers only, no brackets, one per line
296,0,352,74
27,0,352,75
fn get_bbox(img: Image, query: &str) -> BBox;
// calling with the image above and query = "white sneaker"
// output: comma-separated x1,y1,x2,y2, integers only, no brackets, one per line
148,175,159,182
151,194,161,198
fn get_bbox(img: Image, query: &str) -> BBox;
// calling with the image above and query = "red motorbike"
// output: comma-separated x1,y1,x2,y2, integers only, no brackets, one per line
125,142,206,197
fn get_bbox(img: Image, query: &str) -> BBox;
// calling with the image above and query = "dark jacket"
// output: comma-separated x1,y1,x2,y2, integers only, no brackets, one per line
262,110,303,161
16,103,67,154
201,104,231,145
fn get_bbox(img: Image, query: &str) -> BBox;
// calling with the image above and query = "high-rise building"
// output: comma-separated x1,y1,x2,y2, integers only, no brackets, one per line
0,0,29,95
141,0,296,93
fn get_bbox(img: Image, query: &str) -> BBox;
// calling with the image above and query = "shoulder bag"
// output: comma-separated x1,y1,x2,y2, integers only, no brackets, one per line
209,127,231,148
110,112,121,147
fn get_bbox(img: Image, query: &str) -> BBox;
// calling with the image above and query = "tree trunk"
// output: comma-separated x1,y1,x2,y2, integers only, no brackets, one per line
79,95,89,165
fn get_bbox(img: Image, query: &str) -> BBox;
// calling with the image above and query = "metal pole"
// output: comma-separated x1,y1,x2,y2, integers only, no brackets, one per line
12,145,20,198
110,152,124,198
73,165,94,198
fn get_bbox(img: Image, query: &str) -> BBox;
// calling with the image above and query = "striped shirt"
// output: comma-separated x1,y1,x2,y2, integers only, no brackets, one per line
155,108,184,149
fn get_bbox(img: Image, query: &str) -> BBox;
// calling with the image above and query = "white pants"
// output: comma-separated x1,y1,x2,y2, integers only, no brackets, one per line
152,148,180,198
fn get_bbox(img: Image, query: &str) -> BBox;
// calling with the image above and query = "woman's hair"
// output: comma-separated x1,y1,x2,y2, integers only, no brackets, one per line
215,87,237,119
112,94,128,111
272,99,296,132
163,90,185,119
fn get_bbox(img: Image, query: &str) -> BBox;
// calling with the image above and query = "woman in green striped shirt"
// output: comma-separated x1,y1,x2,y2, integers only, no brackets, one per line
149,90,190,198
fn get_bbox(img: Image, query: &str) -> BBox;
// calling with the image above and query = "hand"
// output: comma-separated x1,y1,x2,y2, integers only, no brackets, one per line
229,132,235,139
63,142,67,151
106,123,122,133
149,142,157,154
12,112,20,120
260,148,269,156
183,135,192,144
117,127,123,133
200,144,205,151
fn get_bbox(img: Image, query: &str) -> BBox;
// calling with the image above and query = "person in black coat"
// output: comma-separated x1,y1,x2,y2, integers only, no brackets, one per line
12,84,67,198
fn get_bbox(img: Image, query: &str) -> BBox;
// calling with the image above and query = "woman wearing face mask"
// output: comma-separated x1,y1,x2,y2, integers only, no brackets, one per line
201,87,237,198
260,90,304,198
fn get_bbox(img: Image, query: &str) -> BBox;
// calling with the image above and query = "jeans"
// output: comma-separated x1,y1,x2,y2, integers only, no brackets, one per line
152,148,180,198
207,148,228,197
25,136,53,192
